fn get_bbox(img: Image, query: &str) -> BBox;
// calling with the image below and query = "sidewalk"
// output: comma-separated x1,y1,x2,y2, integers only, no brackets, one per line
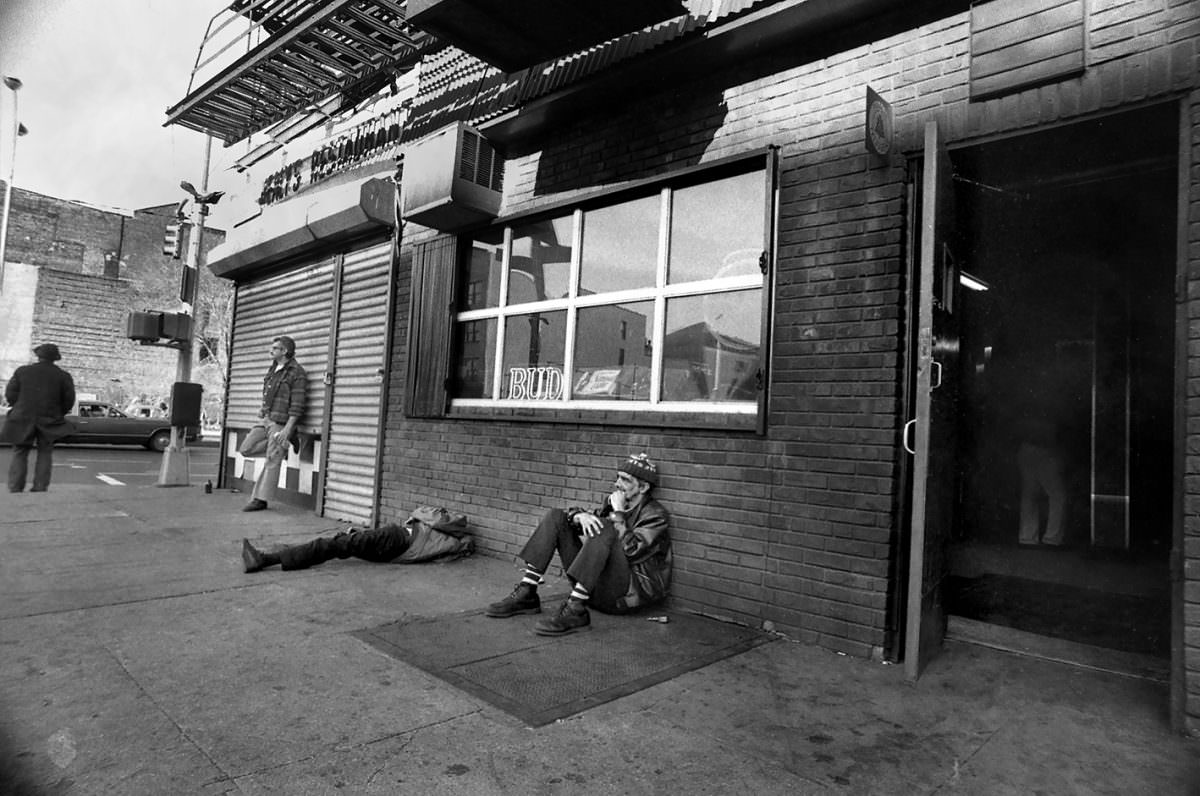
0,484,1196,795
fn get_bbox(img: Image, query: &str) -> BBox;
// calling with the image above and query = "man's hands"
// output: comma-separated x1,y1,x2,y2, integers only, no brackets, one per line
576,489,629,537
576,512,604,537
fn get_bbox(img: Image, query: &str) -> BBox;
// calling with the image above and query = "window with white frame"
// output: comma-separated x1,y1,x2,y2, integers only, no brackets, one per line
450,159,772,411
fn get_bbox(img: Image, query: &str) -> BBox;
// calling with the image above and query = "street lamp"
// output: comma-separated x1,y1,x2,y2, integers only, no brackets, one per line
0,75,27,294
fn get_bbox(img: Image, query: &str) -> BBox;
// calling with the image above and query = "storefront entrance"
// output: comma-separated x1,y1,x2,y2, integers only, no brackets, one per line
933,103,1178,664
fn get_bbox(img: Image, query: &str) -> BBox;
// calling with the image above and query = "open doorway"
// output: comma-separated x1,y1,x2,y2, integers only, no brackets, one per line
943,103,1177,659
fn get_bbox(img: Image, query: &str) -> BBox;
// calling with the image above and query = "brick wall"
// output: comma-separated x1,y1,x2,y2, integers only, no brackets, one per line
380,1,1200,718
31,269,177,399
1183,86,1199,734
0,188,227,404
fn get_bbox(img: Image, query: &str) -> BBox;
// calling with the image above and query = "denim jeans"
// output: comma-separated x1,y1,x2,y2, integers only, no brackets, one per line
519,508,631,613
276,525,412,570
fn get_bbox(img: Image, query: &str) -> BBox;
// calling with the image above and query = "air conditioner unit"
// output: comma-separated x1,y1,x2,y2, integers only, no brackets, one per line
402,122,503,232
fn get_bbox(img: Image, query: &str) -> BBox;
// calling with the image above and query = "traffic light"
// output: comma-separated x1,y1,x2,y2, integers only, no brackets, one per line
163,222,182,259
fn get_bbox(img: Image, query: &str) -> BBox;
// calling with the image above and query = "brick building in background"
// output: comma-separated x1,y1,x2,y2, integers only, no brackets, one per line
0,185,226,415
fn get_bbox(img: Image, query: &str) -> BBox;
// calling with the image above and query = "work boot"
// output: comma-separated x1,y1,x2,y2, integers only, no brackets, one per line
486,583,541,617
242,499,268,512
242,539,266,573
534,598,591,636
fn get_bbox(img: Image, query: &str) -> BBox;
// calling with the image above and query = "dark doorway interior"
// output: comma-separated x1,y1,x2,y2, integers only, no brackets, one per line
945,103,1177,657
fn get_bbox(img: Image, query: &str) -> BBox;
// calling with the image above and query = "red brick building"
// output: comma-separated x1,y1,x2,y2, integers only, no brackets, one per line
0,185,226,408
170,0,1200,733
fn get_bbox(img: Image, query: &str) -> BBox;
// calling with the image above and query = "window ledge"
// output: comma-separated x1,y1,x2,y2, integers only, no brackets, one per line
445,404,760,431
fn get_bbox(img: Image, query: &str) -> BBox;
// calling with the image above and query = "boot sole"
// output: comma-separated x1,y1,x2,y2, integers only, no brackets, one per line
485,605,541,618
534,623,591,636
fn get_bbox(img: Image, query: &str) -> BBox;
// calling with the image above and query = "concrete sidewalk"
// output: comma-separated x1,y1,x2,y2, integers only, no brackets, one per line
0,484,1196,795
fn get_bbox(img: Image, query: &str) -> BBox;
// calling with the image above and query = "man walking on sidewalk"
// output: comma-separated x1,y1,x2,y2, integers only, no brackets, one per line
486,453,672,636
2,343,76,493
238,335,307,512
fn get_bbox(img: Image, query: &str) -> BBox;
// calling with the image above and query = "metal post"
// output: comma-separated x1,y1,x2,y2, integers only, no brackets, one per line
0,76,24,294
158,135,212,486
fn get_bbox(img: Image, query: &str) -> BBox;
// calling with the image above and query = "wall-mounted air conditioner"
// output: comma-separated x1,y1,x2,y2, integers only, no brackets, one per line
402,121,503,232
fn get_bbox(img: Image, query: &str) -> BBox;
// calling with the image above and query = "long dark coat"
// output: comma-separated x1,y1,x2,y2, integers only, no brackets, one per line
1,361,77,445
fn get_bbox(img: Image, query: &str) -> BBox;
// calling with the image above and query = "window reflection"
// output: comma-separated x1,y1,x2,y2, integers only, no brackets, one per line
580,194,659,295
669,171,764,285
461,228,504,311
574,302,654,401
501,310,567,399
661,291,760,402
509,216,573,305
453,318,497,398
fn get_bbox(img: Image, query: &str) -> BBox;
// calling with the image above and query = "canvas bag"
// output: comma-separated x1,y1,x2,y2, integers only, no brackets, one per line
393,506,472,563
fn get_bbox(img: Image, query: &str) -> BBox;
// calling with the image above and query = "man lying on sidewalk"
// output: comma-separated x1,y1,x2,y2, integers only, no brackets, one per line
486,453,672,636
241,507,471,572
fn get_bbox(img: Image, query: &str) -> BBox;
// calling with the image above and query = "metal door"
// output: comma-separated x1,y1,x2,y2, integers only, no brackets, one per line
903,120,961,679
226,259,336,435
319,241,392,525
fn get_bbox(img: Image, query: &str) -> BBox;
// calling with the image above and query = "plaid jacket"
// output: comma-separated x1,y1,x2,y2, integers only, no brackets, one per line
259,358,307,424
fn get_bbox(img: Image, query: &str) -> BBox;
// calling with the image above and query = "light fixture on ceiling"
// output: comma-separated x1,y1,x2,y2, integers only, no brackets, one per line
959,271,990,292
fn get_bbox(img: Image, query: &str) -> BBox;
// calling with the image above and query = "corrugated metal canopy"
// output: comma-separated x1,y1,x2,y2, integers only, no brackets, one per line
165,0,432,146
406,0,688,73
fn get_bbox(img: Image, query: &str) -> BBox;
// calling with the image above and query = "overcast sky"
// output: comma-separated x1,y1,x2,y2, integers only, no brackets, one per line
0,0,252,228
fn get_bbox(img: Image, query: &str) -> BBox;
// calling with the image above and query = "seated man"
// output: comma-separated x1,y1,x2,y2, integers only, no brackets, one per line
240,508,471,572
486,453,671,636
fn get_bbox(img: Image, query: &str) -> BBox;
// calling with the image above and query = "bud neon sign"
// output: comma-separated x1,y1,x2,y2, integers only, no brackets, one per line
508,367,563,400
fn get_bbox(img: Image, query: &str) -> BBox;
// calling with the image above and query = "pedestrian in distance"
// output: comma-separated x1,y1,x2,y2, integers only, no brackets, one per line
238,335,307,512
486,453,672,636
2,343,76,493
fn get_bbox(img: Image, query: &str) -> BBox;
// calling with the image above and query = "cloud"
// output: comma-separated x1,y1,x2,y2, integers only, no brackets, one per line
0,0,236,211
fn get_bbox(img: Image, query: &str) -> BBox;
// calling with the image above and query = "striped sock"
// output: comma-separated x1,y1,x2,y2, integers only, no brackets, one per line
521,564,544,588
569,583,590,604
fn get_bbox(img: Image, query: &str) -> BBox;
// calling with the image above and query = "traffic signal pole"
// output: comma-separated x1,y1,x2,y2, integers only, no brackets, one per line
158,135,212,487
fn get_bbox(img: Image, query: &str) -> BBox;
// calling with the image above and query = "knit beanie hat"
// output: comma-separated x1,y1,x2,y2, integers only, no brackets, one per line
617,453,659,486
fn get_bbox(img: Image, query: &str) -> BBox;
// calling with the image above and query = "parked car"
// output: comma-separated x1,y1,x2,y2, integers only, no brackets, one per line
60,401,199,452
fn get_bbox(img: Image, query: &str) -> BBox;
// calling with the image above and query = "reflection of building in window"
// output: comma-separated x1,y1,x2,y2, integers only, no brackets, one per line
450,161,769,409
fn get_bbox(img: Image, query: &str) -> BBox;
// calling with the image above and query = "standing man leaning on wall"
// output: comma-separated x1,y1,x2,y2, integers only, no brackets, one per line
239,335,307,512
2,344,76,493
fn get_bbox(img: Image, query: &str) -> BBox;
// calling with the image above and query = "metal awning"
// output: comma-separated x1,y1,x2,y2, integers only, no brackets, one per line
165,0,432,146
406,0,688,73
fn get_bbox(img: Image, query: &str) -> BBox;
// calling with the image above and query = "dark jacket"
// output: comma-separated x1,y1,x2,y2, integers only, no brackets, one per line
576,494,672,609
1,361,76,445
259,358,307,424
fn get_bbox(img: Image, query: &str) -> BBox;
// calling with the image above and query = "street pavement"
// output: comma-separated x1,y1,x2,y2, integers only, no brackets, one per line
1,482,1197,795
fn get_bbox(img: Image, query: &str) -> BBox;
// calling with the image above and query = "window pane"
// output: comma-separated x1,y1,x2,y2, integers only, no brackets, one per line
460,228,504,311
580,194,659,295
661,290,761,402
509,216,573,305
573,301,654,402
669,171,764,285
451,318,497,399
501,310,567,400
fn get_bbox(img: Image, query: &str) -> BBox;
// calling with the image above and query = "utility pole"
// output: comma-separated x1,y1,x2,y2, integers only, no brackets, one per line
0,75,27,294
158,136,217,486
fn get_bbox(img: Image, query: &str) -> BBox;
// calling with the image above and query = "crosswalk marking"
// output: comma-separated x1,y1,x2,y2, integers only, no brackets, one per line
96,474,125,486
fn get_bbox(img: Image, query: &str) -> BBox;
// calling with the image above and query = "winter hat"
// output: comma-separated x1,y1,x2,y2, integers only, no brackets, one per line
617,453,659,486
